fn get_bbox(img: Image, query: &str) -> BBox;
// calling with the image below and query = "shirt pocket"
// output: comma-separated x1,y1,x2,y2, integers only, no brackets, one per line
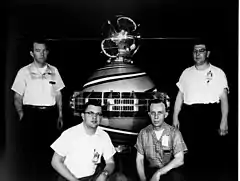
162,147,173,164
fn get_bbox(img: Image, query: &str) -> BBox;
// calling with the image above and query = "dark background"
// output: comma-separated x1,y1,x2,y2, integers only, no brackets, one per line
1,0,238,180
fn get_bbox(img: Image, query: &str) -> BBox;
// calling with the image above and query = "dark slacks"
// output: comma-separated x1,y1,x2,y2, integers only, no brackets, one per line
57,162,105,181
19,105,59,181
179,103,224,181
145,167,185,181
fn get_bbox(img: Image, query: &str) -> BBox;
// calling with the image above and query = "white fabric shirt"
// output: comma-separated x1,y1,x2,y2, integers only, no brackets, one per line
176,64,229,105
11,63,65,106
51,123,116,178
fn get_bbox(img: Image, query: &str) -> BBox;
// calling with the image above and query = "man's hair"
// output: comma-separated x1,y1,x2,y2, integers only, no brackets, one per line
193,39,210,51
29,37,48,51
83,99,102,111
148,98,168,112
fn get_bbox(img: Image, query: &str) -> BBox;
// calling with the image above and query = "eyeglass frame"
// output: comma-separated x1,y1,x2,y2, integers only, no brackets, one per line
84,111,103,117
149,111,165,117
193,48,207,54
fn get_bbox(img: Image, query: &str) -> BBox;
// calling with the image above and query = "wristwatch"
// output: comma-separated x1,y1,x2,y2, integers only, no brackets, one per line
101,170,109,177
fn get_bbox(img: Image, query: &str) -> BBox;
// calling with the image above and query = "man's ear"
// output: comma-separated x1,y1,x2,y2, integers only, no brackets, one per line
148,112,151,117
207,51,210,58
81,113,85,121
164,112,169,118
30,51,34,58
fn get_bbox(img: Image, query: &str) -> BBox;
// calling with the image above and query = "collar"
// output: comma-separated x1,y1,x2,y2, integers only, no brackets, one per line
80,122,101,137
194,63,212,72
147,122,170,133
28,62,54,75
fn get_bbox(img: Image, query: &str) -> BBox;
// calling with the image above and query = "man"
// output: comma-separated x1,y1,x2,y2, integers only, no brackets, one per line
11,38,65,180
135,98,187,181
51,99,116,181
172,41,229,180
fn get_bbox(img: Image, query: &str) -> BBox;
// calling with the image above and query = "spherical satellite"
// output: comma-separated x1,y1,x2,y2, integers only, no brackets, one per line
70,15,170,149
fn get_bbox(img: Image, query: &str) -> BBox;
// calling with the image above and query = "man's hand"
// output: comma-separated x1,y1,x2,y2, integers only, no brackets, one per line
219,118,228,136
57,116,63,130
96,173,108,181
18,110,24,121
172,116,180,129
150,170,161,181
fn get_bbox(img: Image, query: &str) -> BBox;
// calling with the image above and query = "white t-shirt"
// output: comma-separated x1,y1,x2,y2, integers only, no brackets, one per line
11,63,65,106
51,123,116,178
176,64,229,105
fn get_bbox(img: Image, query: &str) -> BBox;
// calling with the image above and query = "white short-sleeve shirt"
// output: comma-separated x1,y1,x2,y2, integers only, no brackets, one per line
50,123,116,178
176,64,229,105
11,63,65,106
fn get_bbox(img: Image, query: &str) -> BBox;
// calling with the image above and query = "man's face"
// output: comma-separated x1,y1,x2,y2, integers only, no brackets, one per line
148,103,168,129
193,44,210,66
30,43,49,64
81,105,102,129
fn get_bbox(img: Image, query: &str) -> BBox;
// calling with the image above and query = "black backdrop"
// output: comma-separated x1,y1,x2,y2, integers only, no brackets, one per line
2,0,238,180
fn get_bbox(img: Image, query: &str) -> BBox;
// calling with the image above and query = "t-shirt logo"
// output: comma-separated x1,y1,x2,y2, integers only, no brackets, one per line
206,70,213,84
92,149,100,164
162,135,169,147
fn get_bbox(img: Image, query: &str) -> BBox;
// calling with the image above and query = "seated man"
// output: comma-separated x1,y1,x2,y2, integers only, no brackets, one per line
135,98,187,181
51,99,116,181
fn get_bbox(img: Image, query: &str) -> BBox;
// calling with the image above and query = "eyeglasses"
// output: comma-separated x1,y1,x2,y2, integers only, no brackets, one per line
149,112,163,117
193,48,206,54
85,111,103,117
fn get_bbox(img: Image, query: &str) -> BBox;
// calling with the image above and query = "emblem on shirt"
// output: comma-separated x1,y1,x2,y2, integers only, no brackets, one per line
92,149,100,164
206,70,213,84
162,135,169,147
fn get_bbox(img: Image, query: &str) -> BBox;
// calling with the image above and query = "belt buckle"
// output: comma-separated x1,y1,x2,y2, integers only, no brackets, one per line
39,106,47,110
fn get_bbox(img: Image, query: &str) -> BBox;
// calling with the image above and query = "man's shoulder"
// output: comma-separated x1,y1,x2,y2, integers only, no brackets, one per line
163,122,174,129
47,63,57,68
47,63,58,72
18,63,32,72
61,123,83,136
210,64,225,73
184,66,195,72
163,122,177,133
139,124,153,134
180,66,195,76
97,127,112,138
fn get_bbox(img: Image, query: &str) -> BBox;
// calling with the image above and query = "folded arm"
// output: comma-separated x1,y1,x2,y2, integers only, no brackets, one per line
136,151,147,181
51,152,78,181
158,151,184,175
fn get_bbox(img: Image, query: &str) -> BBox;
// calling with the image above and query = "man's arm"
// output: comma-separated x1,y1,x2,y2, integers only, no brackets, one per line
157,151,184,175
219,88,229,135
97,156,115,181
55,91,63,129
55,91,63,118
173,90,184,129
14,92,24,120
136,151,147,181
51,152,78,181
103,156,115,175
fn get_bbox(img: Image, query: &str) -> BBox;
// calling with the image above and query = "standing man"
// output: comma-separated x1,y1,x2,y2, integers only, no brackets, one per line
51,99,116,181
172,41,229,180
11,38,65,180
135,98,187,181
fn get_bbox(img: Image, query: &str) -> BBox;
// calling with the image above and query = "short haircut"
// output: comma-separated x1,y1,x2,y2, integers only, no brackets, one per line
83,99,102,112
193,38,210,50
29,37,48,51
148,98,168,112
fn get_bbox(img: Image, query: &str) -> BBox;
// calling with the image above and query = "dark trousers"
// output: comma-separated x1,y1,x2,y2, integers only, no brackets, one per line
179,103,224,181
57,162,105,181
19,105,59,181
145,167,185,181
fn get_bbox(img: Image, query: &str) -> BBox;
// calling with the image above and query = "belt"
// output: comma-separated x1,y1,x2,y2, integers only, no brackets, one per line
23,105,56,110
